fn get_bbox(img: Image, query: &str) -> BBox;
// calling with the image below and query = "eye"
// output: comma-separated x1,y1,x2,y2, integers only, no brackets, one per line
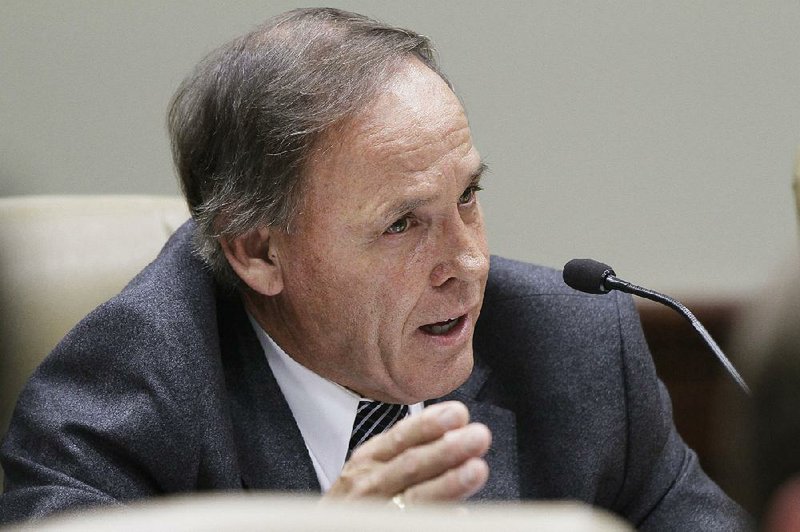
458,185,483,206
385,216,411,235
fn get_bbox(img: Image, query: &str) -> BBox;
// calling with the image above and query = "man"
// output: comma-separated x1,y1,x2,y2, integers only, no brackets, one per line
0,8,746,529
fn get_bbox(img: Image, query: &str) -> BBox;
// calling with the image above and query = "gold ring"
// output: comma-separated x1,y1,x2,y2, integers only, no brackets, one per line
390,493,406,510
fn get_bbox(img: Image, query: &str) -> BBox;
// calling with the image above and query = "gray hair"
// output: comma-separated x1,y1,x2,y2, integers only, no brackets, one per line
167,7,448,288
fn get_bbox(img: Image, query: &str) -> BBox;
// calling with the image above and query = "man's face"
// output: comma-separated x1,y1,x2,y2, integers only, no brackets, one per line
256,59,489,404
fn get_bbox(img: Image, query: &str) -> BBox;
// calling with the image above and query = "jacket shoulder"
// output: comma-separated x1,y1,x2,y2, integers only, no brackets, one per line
485,255,600,301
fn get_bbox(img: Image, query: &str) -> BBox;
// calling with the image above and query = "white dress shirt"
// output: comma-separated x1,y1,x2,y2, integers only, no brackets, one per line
247,314,423,491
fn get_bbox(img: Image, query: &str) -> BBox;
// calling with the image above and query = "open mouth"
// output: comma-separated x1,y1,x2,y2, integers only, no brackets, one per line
420,315,466,336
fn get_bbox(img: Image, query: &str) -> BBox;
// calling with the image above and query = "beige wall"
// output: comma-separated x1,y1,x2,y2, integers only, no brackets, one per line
2,1,799,298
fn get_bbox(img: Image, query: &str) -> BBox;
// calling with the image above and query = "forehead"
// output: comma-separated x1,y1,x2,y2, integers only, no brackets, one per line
304,60,477,201
354,63,471,170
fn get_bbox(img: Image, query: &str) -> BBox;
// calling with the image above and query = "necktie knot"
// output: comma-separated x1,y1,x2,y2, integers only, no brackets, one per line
348,400,408,456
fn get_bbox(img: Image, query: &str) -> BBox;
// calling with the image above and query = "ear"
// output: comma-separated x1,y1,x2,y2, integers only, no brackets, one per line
219,226,284,296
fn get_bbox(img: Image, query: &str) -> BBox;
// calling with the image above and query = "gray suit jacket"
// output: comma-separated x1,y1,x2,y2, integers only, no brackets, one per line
0,222,747,529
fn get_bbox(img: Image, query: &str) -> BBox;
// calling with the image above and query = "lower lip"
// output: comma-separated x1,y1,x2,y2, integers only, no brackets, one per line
417,314,471,347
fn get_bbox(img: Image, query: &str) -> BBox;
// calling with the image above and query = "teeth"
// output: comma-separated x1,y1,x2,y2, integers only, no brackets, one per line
426,317,459,335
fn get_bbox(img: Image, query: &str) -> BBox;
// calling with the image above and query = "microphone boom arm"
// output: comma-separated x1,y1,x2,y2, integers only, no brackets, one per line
604,274,751,396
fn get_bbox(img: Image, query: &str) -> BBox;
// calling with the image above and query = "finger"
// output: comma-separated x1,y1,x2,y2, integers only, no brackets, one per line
351,401,469,462
373,422,492,497
404,457,489,503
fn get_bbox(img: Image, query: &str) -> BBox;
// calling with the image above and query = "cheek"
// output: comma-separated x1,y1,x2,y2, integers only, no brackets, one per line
368,269,424,345
281,244,356,327
290,234,428,349
380,266,430,341
302,257,392,338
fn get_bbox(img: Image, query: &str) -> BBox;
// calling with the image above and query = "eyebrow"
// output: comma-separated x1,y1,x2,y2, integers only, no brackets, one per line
382,161,488,221
472,162,488,184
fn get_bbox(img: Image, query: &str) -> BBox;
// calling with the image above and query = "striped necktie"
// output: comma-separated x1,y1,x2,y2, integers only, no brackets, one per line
348,400,409,457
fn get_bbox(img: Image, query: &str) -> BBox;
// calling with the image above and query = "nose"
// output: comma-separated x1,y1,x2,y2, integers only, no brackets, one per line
429,213,489,288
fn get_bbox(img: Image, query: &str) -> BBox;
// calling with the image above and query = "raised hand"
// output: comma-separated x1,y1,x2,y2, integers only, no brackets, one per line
325,401,491,504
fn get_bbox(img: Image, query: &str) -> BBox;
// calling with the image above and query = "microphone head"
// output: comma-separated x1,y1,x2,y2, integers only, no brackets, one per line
562,258,616,294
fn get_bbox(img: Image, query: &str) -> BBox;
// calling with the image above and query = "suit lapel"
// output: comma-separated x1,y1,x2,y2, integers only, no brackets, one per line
432,356,520,501
216,292,320,493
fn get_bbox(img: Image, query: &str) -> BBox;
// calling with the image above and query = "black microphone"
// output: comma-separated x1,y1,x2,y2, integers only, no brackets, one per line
563,258,751,396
